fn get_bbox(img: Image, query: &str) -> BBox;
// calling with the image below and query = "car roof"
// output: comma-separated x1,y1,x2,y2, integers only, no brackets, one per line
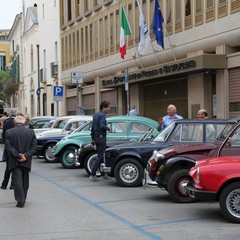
106,115,158,125
30,116,55,120
172,119,229,123
54,115,92,120
62,116,92,122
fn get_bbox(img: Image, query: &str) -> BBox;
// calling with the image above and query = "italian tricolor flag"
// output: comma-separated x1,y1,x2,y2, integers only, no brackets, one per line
120,6,132,59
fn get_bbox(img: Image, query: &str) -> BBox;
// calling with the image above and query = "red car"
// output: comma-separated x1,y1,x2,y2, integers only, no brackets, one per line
186,156,240,223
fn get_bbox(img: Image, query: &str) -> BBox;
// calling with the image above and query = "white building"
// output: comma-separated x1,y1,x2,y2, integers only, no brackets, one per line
8,0,61,118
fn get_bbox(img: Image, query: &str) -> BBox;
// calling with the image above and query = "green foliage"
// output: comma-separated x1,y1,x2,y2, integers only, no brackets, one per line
0,70,10,103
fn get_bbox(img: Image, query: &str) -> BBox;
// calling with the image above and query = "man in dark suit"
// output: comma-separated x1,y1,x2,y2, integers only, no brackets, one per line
5,115,37,208
1,112,15,188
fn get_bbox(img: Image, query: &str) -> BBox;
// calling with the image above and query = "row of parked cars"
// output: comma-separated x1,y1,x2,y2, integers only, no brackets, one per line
30,114,240,223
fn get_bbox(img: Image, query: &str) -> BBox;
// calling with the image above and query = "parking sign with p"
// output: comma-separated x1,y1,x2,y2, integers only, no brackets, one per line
53,86,64,101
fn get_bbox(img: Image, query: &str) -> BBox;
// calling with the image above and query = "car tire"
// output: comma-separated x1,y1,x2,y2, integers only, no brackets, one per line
44,143,58,163
168,169,195,203
60,146,79,169
219,182,240,223
84,152,97,175
114,158,143,187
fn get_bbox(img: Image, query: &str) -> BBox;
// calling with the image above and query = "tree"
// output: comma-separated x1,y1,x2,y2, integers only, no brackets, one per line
0,70,11,104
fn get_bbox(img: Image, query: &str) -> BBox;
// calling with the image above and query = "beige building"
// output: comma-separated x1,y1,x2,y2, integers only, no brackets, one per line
60,0,240,120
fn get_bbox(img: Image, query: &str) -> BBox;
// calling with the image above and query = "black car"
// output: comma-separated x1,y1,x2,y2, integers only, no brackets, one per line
101,119,230,187
75,128,155,175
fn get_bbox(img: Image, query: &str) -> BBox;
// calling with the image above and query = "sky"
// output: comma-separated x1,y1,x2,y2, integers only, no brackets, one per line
0,0,22,29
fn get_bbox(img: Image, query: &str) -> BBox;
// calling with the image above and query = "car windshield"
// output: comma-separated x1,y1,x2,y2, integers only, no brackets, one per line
52,119,68,129
216,123,237,141
154,122,175,141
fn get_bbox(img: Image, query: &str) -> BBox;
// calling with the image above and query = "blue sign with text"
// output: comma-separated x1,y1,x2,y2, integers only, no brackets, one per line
53,86,64,97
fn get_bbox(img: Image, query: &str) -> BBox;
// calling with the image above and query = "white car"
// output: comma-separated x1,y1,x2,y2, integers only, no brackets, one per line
36,115,92,137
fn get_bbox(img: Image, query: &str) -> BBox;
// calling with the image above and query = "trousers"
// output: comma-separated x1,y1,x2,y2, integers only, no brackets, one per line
91,135,106,176
12,167,30,203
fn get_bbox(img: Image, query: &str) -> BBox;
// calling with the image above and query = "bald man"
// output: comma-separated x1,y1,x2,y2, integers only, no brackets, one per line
158,104,183,130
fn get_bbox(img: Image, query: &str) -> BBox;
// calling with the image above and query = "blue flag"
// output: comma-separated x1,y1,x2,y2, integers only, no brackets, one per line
153,0,164,49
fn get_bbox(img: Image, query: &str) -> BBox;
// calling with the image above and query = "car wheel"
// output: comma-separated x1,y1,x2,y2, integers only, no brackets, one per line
44,143,58,163
84,152,97,175
114,158,143,187
168,169,195,203
219,182,240,223
60,146,79,169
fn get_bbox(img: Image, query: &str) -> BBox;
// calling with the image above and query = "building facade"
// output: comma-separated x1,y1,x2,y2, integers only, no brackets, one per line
0,30,10,71
8,0,62,118
59,0,240,121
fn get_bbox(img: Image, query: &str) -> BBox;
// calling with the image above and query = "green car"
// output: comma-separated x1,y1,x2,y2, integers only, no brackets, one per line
53,115,159,169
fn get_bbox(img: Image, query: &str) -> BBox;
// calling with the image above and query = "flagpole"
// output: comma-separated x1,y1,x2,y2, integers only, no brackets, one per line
149,41,159,65
134,44,144,68
163,23,176,61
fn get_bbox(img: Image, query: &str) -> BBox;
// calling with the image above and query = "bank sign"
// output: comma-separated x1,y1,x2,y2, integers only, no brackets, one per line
102,60,196,87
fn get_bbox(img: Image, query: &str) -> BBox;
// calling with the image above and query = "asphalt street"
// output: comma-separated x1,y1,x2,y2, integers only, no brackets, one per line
0,143,239,240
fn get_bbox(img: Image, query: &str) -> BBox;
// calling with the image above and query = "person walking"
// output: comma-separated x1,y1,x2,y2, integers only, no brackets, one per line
24,115,34,129
1,112,15,188
89,101,110,181
128,106,138,116
158,104,183,131
5,115,37,208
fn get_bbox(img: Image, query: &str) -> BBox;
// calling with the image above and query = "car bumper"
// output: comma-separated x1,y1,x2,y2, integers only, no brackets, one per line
186,183,217,201
36,146,44,156
101,163,112,173
142,168,158,189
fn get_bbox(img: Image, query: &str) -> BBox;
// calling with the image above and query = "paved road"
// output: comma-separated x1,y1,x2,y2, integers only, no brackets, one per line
0,143,239,240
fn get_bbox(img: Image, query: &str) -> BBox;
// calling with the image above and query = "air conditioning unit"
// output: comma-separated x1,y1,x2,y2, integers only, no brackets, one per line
50,62,58,78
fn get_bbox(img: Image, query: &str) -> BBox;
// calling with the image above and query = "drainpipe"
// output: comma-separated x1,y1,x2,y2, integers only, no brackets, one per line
36,44,40,116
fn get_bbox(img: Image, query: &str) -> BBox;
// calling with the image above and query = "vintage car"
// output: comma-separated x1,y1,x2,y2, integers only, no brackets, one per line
144,119,240,203
186,156,240,223
53,116,159,169
75,128,155,175
102,119,230,188
37,115,92,137
35,123,89,162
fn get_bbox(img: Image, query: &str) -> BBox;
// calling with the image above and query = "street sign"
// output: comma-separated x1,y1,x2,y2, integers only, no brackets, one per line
71,71,83,84
53,86,64,101
36,88,41,96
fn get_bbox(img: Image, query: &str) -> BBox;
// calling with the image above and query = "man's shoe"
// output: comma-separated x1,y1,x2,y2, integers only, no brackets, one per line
1,185,7,189
89,175,99,182
10,184,14,189
16,202,24,208
0,160,6,162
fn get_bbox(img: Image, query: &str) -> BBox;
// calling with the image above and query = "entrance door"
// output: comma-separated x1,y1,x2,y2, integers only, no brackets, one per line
143,78,188,120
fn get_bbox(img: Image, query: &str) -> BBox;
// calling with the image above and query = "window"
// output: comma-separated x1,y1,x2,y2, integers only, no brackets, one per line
31,45,34,72
67,0,72,21
75,0,80,18
104,14,109,55
130,123,151,134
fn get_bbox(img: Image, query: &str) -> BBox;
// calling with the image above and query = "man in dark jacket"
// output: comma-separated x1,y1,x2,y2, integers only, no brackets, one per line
1,113,15,188
89,101,110,181
5,115,37,208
